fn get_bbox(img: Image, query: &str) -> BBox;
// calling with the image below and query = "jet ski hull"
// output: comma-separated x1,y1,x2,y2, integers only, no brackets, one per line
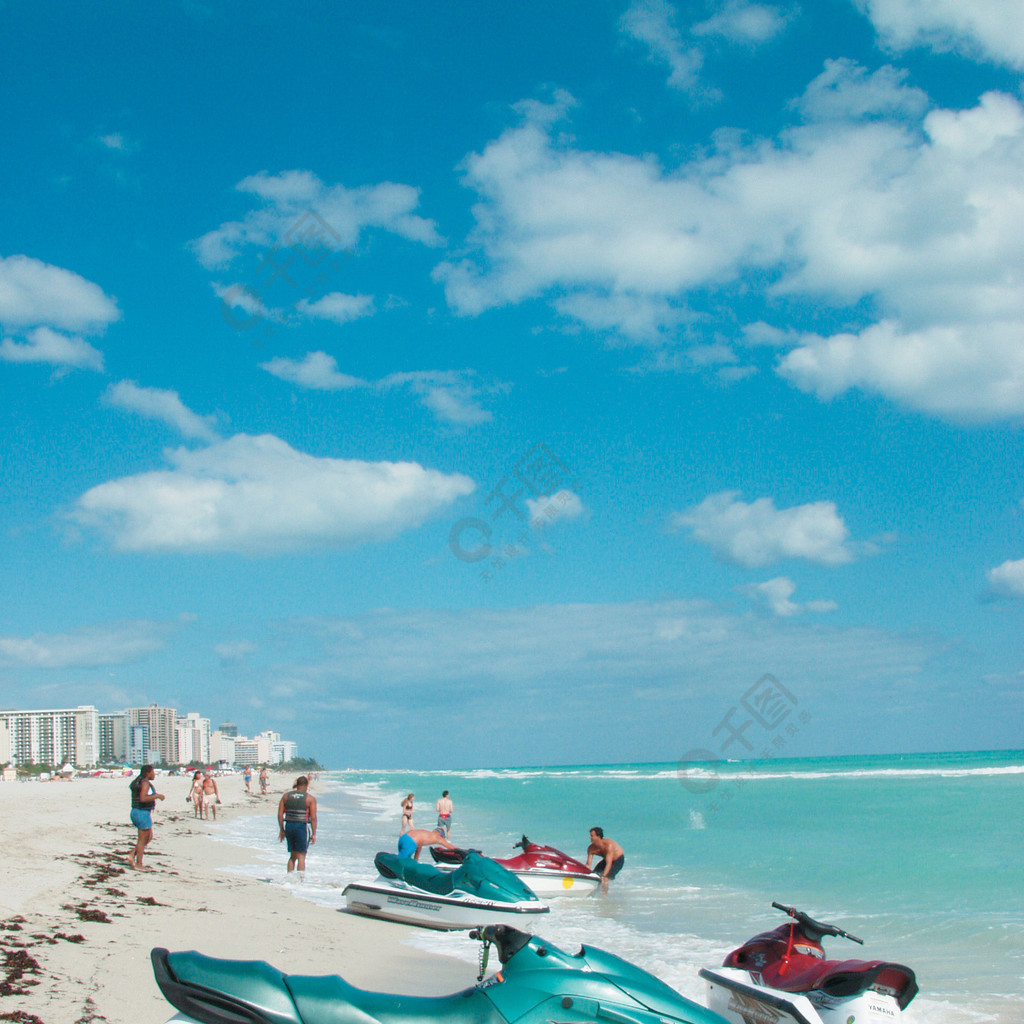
701,965,904,1024
508,867,600,897
343,879,550,930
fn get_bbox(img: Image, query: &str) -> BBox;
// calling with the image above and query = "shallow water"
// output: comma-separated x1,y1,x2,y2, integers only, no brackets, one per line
213,751,1024,1023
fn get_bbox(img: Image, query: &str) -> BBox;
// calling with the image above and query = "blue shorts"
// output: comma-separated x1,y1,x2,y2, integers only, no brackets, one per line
131,808,152,831
284,820,309,853
397,832,416,858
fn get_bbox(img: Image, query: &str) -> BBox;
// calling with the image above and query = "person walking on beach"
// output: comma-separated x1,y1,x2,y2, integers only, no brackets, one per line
243,766,252,793
259,767,269,795
128,764,164,870
585,827,625,893
400,793,414,834
398,826,457,860
202,771,222,820
188,770,204,818
435,790,453,836
278,776,317,877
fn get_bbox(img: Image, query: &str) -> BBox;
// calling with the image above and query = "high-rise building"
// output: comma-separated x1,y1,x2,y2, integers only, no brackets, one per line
176,712,211,765
98,712,128,763
218,722,238,737
126,704,178,765
0,706,100,767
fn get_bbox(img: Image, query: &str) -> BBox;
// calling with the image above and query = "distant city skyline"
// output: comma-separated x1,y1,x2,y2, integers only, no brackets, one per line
0,701,301,769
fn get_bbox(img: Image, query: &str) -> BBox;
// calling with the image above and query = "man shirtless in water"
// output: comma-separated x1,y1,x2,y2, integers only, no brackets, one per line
398,827,458,861
585,826,625,892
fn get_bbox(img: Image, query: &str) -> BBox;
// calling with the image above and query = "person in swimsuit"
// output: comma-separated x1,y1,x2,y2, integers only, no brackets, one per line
398,826,457,860
202,772,222,820
189,771,204,818
259,767,269,794
400,793,414,834
435,790,453,836
278,776,317,875
585,826,625,893
128,764,164,870
243,766,252,793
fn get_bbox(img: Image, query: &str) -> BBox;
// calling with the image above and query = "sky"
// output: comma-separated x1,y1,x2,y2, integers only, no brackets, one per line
1,0,1022,769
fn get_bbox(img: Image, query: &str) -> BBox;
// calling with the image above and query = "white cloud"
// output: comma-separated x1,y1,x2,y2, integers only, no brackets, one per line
261,354,496,426
796,59,929,121
437,83,1024,421
0,326,104,372
192,170,442,270
103,381,220,442
674,491,857,567
526,489,585,526
69,433,475,554
778,319,1024,422
381,370,495,426
0,254,119,372
986,558,1024,598
854,0,1024,70
260,352,367,391
692,0,790,45
620,0,708,95
296,292,375,324
0,621,173,669
741,576,839,616
0,254,120,333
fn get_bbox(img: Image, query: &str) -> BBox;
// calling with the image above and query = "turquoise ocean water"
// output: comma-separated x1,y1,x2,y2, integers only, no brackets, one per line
214,750,1023,1023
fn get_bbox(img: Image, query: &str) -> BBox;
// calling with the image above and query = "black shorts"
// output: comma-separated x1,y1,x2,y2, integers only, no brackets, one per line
595,854,624,879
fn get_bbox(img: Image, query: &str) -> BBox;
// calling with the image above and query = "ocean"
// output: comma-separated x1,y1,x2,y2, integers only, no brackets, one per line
212,750,1024,1023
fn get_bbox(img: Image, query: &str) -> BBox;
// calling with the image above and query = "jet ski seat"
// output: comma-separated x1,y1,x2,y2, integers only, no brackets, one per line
761,957,918,1009
153,947,496,1024
373,853,455,896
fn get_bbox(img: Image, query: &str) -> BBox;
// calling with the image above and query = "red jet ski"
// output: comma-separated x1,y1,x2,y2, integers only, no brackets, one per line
701,902,918,1024
431,835,600,897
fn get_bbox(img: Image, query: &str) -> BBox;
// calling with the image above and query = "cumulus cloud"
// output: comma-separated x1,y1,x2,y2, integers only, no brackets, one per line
526,489,585,526
854,0,1024,70
0,254,119,372
0,620,175,669
192,170,442,270
0,326,104,372
741,576,839,616
436,81,1024,421
673,491,857,567
296,292,375,324
104,381,220,442
261,353,497,426
620,0,707,95
692,0,790,45
986,558,1024,598
260,352,367,392
69,433,475,554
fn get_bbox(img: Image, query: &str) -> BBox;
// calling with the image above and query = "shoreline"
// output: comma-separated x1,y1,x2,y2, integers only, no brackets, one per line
0,773,478,1024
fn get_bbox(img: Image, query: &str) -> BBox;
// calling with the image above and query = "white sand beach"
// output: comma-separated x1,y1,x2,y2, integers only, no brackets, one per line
0,773,476,1024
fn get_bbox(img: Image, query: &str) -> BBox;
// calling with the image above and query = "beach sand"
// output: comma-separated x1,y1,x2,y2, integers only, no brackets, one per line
0,773,476,1024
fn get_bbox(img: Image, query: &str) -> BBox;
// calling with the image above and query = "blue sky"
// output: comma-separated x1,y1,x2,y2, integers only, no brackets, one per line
1,1,1022,768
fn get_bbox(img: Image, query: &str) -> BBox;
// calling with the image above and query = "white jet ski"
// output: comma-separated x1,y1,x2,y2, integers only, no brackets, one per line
343,850,550,930
701,902,918,1024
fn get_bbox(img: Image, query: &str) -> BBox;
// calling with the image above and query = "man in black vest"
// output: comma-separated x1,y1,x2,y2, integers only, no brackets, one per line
277,776,318,876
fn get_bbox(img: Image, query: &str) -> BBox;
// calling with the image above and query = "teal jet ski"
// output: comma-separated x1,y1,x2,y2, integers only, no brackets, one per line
152,923,728,1024
343,850,549,930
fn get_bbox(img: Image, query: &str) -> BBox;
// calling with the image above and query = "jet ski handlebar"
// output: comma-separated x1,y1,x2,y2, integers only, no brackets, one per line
771,901,864,945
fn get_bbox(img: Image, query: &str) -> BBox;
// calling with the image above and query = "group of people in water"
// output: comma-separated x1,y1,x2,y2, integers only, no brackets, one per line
397,791,624,891
127,770,624,892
